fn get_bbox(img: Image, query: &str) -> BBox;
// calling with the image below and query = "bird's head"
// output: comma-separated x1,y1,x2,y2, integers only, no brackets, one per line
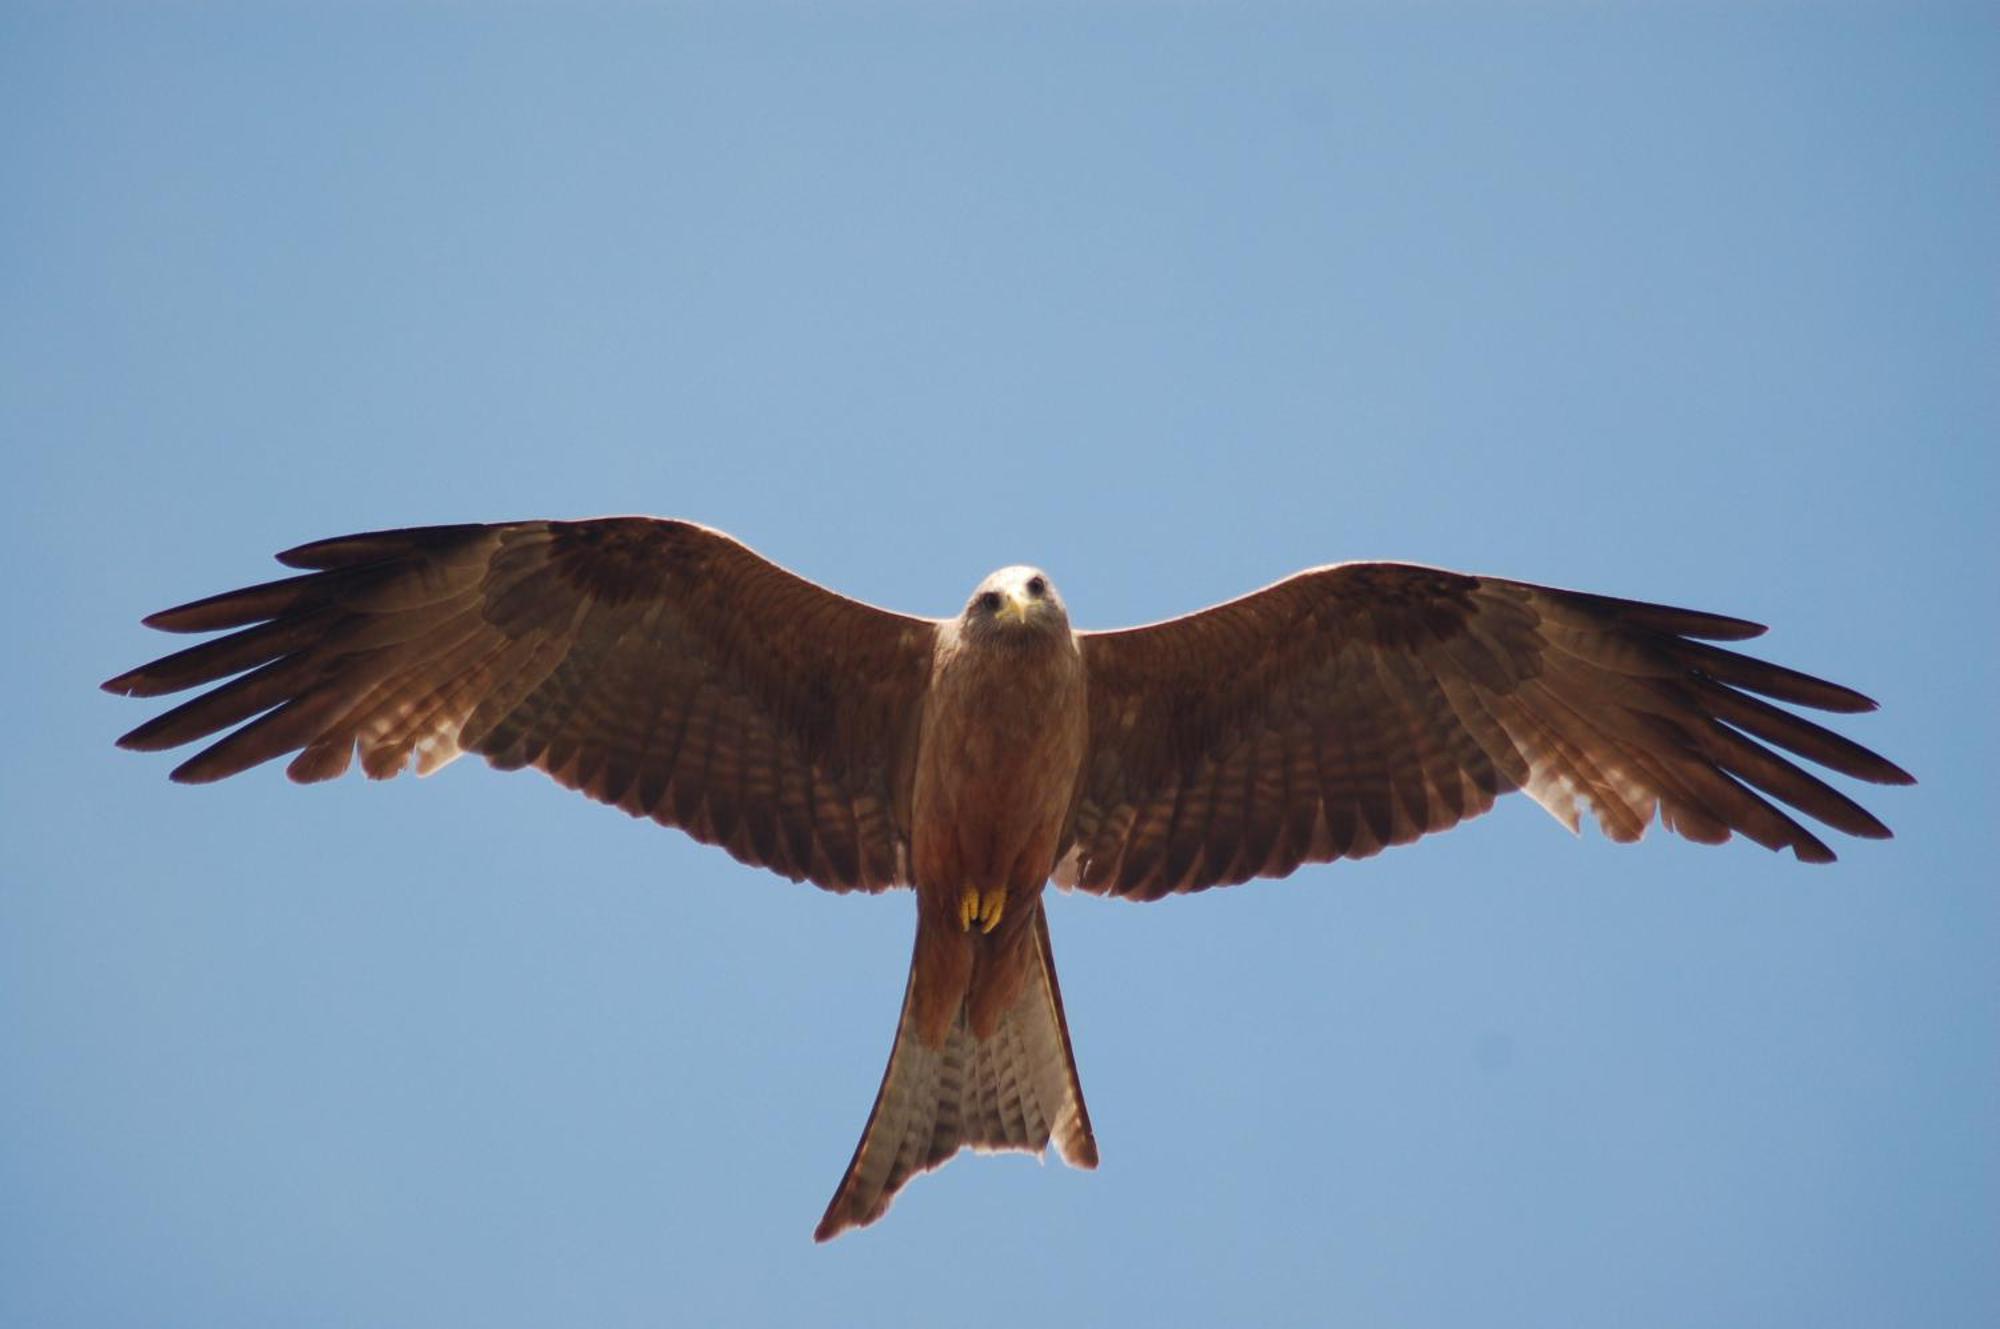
961,566,1071,642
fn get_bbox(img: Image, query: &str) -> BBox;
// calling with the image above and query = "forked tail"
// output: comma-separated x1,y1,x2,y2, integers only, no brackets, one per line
814,903,1097,1241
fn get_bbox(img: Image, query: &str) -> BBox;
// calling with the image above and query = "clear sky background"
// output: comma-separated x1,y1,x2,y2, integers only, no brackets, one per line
4,4,1994,1326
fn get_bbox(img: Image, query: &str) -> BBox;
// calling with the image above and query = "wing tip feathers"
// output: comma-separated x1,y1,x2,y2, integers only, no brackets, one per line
167,758,227,785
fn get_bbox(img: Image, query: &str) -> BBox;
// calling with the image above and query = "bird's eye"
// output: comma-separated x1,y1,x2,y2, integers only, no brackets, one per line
1026,576,1047,598
977,590,1002,614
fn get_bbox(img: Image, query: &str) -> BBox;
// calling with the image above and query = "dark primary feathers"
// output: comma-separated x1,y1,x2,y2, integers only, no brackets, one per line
104,519,937,892
1068,564,1912,899
107,519,1910,901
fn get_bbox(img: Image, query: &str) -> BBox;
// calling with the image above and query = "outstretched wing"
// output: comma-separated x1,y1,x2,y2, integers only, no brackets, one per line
1067,564,1912,900
105,519,937,893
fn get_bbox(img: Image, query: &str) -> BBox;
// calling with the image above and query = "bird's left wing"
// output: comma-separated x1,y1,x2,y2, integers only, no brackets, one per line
1066,563,1912,901
106,519,936,893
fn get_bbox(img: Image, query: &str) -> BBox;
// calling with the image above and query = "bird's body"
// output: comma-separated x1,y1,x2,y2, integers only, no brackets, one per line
823,567,1098,1237
104,517,1911,1240
910,568,1086,1041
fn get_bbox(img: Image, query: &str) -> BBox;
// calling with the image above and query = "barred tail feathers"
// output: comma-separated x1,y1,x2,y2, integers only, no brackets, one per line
813,905,1096,1241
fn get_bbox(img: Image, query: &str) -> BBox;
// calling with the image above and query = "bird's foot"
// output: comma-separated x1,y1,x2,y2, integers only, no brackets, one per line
957,886,1007,935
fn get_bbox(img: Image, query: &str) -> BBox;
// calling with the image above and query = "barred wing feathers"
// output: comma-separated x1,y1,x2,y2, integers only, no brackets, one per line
104,519,937,893
1070,564,1911,901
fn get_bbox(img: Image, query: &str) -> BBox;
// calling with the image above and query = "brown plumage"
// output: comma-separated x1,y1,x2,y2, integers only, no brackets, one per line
103,517,1913,1239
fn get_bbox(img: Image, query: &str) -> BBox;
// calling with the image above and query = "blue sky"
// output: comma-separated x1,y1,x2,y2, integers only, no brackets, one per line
4,4,1994,1326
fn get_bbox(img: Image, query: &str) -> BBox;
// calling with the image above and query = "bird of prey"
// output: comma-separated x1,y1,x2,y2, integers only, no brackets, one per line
103,517,1911,1240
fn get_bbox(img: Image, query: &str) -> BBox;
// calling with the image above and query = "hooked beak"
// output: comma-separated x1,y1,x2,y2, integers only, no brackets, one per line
996,588,1032,625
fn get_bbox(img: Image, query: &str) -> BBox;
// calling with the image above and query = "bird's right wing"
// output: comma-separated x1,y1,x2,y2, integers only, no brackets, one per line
105,518,937,893
1068,563,1912,901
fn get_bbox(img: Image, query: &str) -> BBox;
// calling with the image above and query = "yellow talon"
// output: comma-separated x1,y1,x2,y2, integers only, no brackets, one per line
957,887,1007,935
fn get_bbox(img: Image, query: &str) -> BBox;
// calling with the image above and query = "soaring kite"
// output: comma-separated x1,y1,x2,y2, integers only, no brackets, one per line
104,518,1911,1239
